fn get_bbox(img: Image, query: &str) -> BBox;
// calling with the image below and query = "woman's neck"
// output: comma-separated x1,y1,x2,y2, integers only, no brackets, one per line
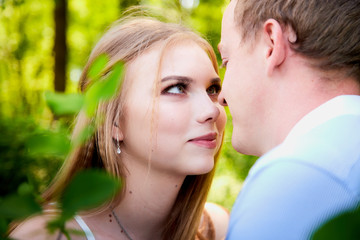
112,154,186,239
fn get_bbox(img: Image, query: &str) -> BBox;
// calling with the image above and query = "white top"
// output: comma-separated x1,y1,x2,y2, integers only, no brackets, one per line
74,215,95,240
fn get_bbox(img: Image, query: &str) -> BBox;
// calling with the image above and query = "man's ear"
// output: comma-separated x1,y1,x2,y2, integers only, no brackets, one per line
262,19,287,76
112,122,124,142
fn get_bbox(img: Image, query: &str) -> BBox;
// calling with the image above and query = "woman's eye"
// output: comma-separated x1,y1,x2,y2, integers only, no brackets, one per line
207,84,221,95
163,84,187,95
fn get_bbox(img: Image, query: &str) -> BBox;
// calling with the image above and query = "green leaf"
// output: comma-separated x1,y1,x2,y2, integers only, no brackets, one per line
83,62,124,117
87,54,109,80
17,183,34,196
71,123,96,149
0,217,9,239
96,62,124,100
26,132,71,157
312,207,360,239
46,217,66,235
45,91,84,116
0,194,42,220
59,170,121,220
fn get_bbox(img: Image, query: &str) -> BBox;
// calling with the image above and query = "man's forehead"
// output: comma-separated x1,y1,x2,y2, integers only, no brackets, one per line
223,0,237,29
219,1,238,50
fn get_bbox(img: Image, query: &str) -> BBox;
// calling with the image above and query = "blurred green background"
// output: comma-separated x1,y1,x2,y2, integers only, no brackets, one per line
0,0,256,211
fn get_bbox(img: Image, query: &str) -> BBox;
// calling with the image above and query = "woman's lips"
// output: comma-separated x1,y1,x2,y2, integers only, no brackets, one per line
188,133,217,149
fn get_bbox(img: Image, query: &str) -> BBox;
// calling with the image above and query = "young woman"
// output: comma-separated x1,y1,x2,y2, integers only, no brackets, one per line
10,16,228,240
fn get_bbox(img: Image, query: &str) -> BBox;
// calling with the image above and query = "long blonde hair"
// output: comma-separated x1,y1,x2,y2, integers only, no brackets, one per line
43,16,222,240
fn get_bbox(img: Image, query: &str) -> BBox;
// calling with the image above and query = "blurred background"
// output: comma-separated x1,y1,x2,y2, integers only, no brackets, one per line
0,0,257,211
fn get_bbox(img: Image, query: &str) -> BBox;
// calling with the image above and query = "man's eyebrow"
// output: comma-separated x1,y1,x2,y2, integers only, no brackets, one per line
161,75,193,83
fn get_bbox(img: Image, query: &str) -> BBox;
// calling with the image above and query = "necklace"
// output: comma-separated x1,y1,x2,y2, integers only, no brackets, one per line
111,209,133,240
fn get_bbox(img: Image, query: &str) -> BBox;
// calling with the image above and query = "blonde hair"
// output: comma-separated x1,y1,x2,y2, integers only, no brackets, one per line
43,16,222,240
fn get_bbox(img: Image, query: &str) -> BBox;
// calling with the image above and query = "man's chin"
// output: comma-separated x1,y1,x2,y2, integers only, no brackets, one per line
231,132,246,154
231,131,259,156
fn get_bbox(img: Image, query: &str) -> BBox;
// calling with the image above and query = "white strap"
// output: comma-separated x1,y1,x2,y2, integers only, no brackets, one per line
74,215,96,240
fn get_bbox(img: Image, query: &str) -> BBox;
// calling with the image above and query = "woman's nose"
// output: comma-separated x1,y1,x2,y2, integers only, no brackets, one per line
196,95,221,124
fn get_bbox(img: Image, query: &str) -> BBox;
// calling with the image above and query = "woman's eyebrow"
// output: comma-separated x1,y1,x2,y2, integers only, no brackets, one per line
161,76,221,85
161,75,193,83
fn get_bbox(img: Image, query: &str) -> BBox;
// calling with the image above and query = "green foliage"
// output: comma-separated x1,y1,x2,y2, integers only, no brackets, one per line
26,132,71,158
87,54,109,80
0,0,54,117
0,191,42,220
45,170,121,237
45,91,84,116
0,171,121,239
0,54,124,238
67,0,120,87
0,183,42,239
0,218,8,240
311,206,360,240
0,117,64,196
84,60,124,117
41,55,123,238
59,170,121,221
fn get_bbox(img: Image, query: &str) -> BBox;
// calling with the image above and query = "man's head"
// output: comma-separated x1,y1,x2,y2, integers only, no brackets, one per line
233,0,360,79
218,0,360,156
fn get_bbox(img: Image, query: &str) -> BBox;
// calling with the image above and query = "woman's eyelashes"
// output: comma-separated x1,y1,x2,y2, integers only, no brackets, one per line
162,83,188,95
161,82,221,98
207,84,221,96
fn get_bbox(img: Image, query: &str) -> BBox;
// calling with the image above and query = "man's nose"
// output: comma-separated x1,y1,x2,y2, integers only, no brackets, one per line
218,91,228,106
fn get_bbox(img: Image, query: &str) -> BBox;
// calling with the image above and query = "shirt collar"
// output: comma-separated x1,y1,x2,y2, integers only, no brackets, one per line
249,95,360,177
284,95,360,143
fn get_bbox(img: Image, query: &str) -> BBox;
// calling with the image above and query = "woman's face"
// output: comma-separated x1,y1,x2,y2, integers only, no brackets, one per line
118,41,226,176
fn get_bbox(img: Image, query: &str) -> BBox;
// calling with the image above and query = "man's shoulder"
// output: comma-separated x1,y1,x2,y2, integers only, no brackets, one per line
251,111,360,187
228,156,360,240
228,96,360,239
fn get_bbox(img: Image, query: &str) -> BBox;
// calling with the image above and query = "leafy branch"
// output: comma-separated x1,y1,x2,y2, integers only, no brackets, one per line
0,54,124,239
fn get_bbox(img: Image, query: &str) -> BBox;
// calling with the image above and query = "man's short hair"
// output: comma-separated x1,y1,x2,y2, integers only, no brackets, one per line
235,0,360,81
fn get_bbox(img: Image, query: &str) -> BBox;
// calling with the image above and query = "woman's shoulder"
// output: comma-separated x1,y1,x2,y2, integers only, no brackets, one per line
10,214,57,240
10,213,84,240
204,202,230,240
198,202,229,240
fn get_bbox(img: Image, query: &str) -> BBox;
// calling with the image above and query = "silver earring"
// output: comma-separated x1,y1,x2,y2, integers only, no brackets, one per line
116,133,121,154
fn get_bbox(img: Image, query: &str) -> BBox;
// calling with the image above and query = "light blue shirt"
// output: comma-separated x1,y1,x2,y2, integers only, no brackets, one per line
227,95,360,240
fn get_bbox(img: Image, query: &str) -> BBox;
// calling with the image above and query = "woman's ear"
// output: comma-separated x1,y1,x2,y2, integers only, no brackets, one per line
112,122,124,141
262,19,287,76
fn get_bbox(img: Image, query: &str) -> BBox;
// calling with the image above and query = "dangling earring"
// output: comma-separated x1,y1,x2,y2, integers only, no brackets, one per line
116,133,121,154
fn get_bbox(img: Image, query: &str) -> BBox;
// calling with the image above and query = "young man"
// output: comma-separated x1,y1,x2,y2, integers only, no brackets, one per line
218,0,360,239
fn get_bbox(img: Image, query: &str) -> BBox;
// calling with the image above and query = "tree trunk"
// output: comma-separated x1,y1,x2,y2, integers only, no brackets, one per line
53,0,67,92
